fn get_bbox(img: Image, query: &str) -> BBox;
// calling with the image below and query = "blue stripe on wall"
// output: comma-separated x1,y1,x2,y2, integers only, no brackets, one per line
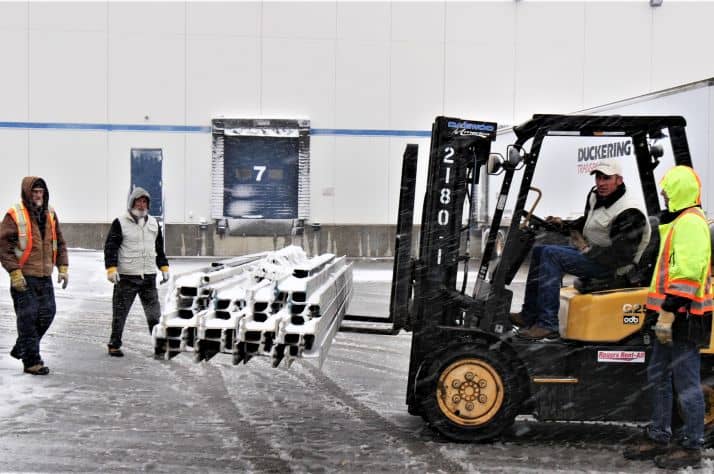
0,121,210,133
310,128,431,137
0,121,431,137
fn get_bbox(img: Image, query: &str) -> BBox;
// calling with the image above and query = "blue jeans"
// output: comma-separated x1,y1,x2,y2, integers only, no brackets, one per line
646,338,704,449
10,276,56,368
521,245,611,331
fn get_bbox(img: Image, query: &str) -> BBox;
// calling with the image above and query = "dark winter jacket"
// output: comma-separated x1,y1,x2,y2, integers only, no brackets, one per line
0,176,68,277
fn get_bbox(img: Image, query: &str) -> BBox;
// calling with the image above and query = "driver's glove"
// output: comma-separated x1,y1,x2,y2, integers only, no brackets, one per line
570,230,590,253
545,216,569,233
545,216,562,227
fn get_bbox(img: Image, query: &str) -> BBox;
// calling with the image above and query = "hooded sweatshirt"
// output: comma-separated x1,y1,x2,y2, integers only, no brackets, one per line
0,176,68,277
647,165,712,346
104,187,168,276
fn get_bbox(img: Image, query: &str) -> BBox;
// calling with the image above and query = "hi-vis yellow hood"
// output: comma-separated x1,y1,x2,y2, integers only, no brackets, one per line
660,165,701,212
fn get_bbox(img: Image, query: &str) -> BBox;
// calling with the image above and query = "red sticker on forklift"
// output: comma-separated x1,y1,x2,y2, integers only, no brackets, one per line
597,351,645,363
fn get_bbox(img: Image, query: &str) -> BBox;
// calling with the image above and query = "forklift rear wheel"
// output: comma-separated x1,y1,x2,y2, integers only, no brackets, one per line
420,345,519,442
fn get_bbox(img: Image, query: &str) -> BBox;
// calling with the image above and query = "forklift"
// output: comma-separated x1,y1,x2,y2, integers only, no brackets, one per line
384,114,714,442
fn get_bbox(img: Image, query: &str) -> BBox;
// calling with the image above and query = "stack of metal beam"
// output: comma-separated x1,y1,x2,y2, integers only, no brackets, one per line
154,252,269,357
152,246,353,368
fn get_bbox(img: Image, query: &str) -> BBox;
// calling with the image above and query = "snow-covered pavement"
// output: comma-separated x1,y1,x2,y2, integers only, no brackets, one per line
0,250,710,472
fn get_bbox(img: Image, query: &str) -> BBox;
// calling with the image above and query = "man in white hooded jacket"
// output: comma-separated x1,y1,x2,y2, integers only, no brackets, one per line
104,187,169,357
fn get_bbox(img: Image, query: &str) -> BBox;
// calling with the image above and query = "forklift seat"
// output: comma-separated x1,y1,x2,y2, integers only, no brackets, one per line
573,216,661,293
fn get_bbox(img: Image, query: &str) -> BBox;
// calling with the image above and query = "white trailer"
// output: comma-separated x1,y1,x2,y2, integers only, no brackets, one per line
488,79,714,222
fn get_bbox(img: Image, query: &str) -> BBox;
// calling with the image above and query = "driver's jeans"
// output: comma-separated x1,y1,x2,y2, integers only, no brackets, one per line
521,245,611,332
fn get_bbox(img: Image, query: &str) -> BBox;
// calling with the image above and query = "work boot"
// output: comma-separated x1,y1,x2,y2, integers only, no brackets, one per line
622,438,669,460
654,447,701,469
509,312,529,328
23,364,50,375
108,346,124,357
518,325,559,341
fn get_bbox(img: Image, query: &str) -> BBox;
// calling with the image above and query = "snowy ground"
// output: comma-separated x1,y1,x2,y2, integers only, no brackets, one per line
0,250,712,472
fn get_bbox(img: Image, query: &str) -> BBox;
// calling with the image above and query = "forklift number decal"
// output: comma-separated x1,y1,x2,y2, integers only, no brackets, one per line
597,351,645,363
438,146,454,229
443,147,455,163
438,210,449,226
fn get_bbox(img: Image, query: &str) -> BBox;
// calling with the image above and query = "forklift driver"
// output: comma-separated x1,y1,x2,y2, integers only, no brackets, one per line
512,159,651,340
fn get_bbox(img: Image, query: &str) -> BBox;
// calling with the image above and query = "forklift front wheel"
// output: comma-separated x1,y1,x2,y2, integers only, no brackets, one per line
420,345,519,442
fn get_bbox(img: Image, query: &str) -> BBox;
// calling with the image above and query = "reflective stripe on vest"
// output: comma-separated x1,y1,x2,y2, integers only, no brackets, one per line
7,203,57,268
48,207,57,264
646,207,713,315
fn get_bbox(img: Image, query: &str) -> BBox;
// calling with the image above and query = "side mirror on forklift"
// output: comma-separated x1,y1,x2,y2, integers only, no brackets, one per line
649,143,664,159
507,144,526,167
488,145,527,175
487,153,505,175
507,144,527,170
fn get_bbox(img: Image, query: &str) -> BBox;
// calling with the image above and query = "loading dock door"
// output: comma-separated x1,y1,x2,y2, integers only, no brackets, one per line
223,136,298,219
210,118,310,223
130,148,164,218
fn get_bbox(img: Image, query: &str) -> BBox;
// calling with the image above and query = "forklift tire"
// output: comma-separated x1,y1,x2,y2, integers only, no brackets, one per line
419,344,519,442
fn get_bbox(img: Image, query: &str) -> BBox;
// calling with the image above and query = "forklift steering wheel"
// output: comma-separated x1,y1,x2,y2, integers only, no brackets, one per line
525,214,559,232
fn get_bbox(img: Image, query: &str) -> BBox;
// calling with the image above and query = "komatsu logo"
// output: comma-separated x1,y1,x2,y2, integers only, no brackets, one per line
447,121,495,132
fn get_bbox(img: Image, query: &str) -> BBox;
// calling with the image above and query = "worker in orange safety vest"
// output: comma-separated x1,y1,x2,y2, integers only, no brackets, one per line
624,165,712,469
0,176,68,375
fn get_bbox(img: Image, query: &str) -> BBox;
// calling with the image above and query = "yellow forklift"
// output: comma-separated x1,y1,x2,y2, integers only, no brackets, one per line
380,115,714,442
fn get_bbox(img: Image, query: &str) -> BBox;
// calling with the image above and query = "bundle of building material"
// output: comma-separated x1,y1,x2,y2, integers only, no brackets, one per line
152,246,353,368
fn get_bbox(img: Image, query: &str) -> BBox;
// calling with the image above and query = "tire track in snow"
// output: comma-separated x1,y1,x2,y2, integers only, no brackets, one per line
210,357,462,472
294,359,466,473
131,347,294,473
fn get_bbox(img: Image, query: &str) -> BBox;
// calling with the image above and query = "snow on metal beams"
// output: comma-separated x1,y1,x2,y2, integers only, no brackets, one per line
152,246,353,369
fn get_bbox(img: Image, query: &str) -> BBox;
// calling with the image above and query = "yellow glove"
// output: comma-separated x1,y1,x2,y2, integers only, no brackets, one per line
654,310,675,345
160,265,170,284
57,265,68,289
10,269,27,292
107,267,120,285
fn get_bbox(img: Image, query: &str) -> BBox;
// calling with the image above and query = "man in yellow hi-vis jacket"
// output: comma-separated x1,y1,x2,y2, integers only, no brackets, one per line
623,166,712,469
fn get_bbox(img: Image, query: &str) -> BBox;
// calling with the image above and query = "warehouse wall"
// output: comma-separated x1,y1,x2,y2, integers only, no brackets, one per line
1,1,714,255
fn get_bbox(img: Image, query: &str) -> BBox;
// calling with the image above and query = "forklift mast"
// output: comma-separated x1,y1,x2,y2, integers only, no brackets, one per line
390,117,497,407
414,118,498,330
